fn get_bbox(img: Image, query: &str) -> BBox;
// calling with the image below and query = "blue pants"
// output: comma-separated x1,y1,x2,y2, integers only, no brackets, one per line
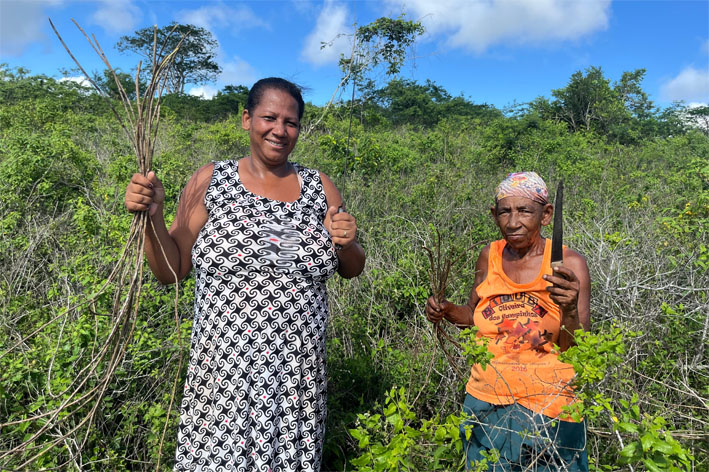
460,394,588,471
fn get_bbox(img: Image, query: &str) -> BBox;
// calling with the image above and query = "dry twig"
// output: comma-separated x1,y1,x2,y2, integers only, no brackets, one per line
0,20,186,469
422,228,481,379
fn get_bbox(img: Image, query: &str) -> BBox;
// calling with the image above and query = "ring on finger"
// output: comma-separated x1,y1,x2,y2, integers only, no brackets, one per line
344,230,348,238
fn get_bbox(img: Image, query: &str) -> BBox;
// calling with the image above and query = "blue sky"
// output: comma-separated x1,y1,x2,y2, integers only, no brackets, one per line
1,0,707,110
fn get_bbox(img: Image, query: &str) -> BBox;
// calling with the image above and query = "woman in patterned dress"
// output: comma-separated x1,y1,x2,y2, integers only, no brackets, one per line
125,77,365,471
425,172,590,471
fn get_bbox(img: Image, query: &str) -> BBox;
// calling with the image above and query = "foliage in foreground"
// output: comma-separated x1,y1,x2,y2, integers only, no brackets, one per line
0,67,707,470
347,326,696,472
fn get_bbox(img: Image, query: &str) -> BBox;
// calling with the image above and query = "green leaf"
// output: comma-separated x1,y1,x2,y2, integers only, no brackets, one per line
433,445,448,460
350,455,372,468
640,432,655,451
652,440,677,455
619,441,640,463
434,425,447,442
643,460,662,472
615,421,638,434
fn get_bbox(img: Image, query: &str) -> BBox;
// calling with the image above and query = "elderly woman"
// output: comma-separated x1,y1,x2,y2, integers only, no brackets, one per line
426,172,590,471
125,77,365,471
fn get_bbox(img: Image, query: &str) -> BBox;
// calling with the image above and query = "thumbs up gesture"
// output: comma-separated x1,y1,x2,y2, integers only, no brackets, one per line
325,205,356,250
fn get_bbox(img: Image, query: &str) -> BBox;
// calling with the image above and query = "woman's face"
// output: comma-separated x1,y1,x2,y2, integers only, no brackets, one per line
491,196,553,250
242,88,300,167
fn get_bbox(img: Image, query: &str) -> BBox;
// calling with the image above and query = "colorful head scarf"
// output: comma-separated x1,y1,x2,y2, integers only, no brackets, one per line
495,172,549,205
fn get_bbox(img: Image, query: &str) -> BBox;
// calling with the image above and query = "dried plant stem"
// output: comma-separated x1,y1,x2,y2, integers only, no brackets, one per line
0,20,186,469
423,229,482,379
149,217,184,471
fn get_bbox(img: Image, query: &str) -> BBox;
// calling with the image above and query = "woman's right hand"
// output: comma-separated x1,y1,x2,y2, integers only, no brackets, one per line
426,296,452,324
125,171,165,216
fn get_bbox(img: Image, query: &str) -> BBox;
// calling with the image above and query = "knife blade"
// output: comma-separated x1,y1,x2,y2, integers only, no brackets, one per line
551,180,564,269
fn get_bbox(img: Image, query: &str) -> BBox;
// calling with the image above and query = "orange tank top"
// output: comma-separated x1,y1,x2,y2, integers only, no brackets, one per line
465,239,578,421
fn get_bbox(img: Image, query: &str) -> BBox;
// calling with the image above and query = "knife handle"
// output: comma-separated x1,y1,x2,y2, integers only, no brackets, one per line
335,205,345,251
550,260,570,280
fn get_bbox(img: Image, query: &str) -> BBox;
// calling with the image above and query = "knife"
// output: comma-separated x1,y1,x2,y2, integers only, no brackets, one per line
551,180,564,270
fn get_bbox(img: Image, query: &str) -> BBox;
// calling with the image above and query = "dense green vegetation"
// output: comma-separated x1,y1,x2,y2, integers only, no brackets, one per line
1,63,707,470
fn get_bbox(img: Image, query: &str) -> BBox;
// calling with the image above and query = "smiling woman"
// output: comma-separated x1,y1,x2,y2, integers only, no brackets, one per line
244,82,301,161
124,77,365,471
239,86,302,201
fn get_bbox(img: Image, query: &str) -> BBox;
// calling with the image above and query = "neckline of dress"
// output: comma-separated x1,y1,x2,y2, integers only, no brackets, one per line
234,159,304,204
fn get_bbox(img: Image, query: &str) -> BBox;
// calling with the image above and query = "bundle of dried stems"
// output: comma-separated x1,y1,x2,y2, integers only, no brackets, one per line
423,229,481,380
0,19,186,469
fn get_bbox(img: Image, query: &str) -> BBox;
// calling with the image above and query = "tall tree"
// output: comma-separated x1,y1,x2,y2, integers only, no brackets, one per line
549,66,624,133
339,16,425,82
365,79,500,127
539,66,668,142
686,105,709,135
614,69,653,120
323,16,424,161
116,23,221,94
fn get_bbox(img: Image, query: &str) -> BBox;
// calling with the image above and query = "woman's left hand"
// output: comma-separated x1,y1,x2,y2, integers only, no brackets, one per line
325,206,357,249
543,266,580,317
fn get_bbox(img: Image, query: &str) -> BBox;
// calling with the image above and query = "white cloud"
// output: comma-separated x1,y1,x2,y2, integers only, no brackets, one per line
58,75,96,96
219,56,258,87
59,75,91,88
386,0,611,53
301,1,352,66
176,3,267,33
188,85,218,99
0,0,63,56
90,0,141,34
661,66,709,103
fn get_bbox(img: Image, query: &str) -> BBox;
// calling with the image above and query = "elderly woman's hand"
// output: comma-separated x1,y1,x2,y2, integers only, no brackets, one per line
426,296,451,323
544,266,580,318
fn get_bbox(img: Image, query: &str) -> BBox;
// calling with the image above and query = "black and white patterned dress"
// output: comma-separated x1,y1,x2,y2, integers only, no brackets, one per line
174,160,339,471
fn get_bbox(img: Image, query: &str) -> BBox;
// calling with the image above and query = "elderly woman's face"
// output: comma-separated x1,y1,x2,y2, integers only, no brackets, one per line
492,196,552,249
242,88,301,167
